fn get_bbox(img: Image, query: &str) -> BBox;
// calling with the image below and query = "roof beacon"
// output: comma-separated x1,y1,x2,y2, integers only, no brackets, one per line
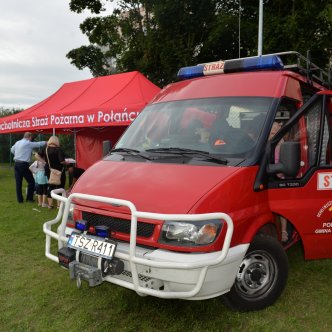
177,54,284,80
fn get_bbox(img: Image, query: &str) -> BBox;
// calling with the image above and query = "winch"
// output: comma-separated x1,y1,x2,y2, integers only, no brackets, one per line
58,247,124,288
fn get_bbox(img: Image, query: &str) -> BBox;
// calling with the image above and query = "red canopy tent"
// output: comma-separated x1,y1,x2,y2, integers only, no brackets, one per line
0,71,160,169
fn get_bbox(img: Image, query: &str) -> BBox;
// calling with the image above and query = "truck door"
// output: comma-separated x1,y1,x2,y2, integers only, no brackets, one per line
267,92,332,260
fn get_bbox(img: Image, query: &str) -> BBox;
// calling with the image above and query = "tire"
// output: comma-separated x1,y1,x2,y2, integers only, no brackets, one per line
223,234,288,311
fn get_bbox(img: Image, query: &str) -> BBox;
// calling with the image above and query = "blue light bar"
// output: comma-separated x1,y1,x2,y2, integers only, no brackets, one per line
95,225,109,238
225,55,284,73
177,54,284,80
177,64,205,80
75,219,88,232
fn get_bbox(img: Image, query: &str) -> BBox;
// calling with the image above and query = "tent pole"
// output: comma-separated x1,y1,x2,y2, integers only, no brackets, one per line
74,130,77,162
9,133,12,167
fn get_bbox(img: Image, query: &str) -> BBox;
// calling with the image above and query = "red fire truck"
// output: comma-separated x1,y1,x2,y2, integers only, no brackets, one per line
44,51,332,311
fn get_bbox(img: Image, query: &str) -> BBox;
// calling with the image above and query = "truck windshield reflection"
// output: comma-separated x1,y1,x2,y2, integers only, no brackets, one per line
116,97,271,159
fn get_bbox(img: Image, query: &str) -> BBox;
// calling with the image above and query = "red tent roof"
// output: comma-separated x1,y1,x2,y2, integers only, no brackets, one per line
0,71,160,134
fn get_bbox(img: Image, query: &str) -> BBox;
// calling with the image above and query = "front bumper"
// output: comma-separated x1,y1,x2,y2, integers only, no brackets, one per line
43,189,248,300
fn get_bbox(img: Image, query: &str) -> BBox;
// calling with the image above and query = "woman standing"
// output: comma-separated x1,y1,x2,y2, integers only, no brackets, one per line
43,136,67,209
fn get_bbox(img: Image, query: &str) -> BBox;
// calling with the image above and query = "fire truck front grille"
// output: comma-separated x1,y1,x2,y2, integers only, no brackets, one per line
82,211,155,238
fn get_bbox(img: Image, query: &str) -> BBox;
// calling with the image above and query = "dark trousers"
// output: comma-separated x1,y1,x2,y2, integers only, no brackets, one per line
14,162,35,202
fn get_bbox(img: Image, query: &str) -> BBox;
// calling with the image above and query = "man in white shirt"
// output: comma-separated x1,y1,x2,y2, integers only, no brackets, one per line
11,132,46,203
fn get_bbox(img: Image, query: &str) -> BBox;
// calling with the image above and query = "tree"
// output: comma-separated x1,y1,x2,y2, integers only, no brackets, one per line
68,0,227,85
262,0,332,68
67,0,332,86
0,107,22,117
0,108,23,163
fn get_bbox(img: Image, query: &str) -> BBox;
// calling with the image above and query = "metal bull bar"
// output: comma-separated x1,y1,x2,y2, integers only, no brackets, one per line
43,188,234,299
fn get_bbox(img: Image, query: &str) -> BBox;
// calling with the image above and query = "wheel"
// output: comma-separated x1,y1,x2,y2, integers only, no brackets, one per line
223,234,288,311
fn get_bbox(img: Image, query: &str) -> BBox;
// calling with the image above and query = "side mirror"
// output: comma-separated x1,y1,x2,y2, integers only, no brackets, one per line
102,140,112,157
267,141,300,177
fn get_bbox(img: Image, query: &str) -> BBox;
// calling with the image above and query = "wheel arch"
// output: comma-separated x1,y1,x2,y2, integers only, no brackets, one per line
237,210,276,244
223,233,289,311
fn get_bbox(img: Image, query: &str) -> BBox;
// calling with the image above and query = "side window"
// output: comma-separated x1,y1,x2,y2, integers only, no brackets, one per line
300,84,318,104
305,100,322,168
319,99,332,165
268,99,297,162
270,99,323,178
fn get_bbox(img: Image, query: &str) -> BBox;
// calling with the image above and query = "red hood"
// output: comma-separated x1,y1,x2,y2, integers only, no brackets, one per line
73,160,240,214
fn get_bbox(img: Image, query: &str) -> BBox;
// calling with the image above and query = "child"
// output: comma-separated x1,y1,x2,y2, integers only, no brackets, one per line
29,152,48,207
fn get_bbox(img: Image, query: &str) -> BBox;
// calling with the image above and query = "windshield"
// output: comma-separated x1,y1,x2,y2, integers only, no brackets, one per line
116,97,272,159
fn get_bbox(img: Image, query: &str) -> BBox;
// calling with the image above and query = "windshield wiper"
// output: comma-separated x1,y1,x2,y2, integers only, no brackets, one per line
146,147,228,164
111,148,152,160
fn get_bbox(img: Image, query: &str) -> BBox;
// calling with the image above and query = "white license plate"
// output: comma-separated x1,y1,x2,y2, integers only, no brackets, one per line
68,233,116,259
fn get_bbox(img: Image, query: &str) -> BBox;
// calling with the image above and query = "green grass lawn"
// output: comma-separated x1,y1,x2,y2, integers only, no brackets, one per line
0,164,331,331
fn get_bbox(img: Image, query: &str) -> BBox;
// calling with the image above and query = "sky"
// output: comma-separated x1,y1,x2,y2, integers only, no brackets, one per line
0,0,103,109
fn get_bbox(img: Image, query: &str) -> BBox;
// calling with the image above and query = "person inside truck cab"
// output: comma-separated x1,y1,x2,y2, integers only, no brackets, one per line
182,119,203,143
209,110,254,154
269,121,284,161
243,113,266,142
195,127,210,143
182,119,210,145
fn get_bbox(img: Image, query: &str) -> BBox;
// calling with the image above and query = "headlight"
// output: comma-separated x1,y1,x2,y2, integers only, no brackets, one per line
159,220,222,246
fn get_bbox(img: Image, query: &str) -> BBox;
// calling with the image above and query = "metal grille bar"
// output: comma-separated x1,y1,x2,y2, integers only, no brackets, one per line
82,211,155,238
